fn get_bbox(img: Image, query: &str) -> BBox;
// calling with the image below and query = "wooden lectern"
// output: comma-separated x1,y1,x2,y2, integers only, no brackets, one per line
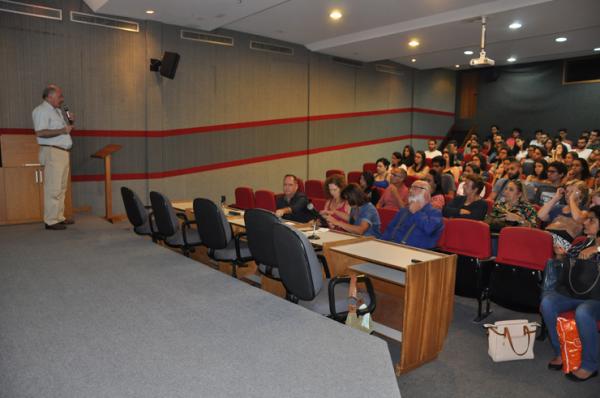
92,144,126,223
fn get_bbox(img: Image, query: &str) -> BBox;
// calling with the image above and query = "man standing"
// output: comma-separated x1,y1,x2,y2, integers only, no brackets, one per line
32,85,74,230
275,174,313,223
381,180,444,249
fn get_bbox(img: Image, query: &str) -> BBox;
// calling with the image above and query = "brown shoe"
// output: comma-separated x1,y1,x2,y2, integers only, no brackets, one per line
45,223,66,230
60,219,75,225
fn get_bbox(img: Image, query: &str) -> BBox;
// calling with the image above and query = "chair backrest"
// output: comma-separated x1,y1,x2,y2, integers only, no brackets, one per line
273,223,323,301
496,227,553,270
149,191,179,238
193,198,231,250
234,187,255,210
463,153,473,164
425,158,433,168
363,162,377,174
305,179,325,199
437,217,449,248
121,186,148,228
311,197,327,211
442,219,491,259
296,177,305,193
347,171,362,185
484,198,494,214
483,182,492,198
404,175,419,187
326,169,345,178
244,208,281,269
377,207,397,234
254,190,277,212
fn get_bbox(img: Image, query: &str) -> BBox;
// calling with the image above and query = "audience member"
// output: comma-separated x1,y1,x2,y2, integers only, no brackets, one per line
275,174,313,222
512,137,528,160
424,170,446,210
431,156,457,199
446,140,463,164
381,180,444,249
558,128,573,147
376,167,408,210
441,151,461,182
326,183,381,237
320,174,350,230
541,205,600,382
373,157,390,189
359,171,381,206
390,151,405,170
564,151,579,168
407,150,429,179
486,179,537,235
533,161,567,205
443,174,488,220
457,163,486,198
402,145,415,168
424,139,442,159
526,159,549,184
574,136,592,160
529,129,545,147
470,154,489,181
489,159,522,202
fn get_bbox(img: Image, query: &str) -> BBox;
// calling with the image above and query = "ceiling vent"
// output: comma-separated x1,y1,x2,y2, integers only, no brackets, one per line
375,64,404,75
70,11,139,33
180,30,234,47
249,40,294,56
332,56,364,69
0,0,62,20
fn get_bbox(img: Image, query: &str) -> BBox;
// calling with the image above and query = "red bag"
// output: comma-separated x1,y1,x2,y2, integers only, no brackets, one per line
556,316,582,373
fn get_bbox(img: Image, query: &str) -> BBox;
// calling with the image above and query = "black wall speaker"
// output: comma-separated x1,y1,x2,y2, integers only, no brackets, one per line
159,51,180,79
564,56,600,83
482,67,500,82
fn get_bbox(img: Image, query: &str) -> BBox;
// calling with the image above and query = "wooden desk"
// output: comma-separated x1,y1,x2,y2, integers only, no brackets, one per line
328,239,457,375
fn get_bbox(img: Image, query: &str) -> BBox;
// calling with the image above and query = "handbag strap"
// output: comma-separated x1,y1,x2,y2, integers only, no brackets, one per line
568,258,600,295
487,324,537,356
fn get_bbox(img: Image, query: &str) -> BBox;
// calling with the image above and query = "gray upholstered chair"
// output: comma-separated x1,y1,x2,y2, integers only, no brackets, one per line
272,222,375,321
121,186,156,240
149,191,201,257
243,208,282,280
193,198,253,277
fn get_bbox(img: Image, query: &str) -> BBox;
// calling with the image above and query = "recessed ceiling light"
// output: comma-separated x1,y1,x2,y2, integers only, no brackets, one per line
464,50,474,55
594,47,600,52
507,57,517,62
329,10,342,20
411,58,416,63
408,40,420,47
555,37,567,43
455,64,460,68
508,22,522,30
145,10,155,14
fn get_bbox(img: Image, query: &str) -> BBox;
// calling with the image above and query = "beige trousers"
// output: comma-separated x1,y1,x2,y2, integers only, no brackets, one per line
39,146,70,225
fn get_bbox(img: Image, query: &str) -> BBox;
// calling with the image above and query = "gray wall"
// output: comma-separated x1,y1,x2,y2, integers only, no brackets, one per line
464,59,600,139
0,0,455,214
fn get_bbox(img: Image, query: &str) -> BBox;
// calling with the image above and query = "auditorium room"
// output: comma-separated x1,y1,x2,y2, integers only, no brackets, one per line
2,0,600,397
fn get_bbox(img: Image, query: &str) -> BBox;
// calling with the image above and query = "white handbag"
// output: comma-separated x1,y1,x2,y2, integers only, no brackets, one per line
484,320,540,362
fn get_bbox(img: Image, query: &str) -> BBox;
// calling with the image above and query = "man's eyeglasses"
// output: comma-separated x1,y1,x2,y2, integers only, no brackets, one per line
410,185,428,191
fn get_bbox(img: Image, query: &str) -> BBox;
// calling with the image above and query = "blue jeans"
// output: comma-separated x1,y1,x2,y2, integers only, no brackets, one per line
540,292,600,372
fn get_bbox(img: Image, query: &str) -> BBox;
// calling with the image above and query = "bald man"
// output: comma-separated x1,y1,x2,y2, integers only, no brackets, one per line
381,180,444,249
32,84,74,230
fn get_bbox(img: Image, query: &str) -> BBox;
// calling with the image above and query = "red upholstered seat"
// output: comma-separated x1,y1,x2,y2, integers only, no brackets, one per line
484,198,494,215
254,190,277,212
425,158,433,168
463,154,473,163
496,227,553,271
404,175,419,188
296,177,305,193
311,197,327,212
483,182,492,199
347,171,362,185
305,179,325,199
234,187,255,210
325,169,345,179
363,162,377,174
377,207,397,234
442,219,491,259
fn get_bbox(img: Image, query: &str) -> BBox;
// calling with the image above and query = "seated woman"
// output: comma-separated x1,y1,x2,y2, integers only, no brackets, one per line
443,174,488,221
407,150,429,179
377,167,408,210
359,171,380,206
389,151,405,171
486,179,537,231
424,170,445,210
541,205,600,382
471,153,490,182
442,150,461,182
325,183,381,238
401,145,415,168
538,180,588,249
373,157,390,189
320,174,350,231
457,163,486,198
526,159,549,184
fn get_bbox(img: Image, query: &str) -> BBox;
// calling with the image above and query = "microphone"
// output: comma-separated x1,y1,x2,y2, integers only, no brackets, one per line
306,202,327,240
63,105,74,125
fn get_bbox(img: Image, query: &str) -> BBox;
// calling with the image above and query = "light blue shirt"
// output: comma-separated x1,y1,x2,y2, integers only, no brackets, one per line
350,203,381,238
32,101,73,149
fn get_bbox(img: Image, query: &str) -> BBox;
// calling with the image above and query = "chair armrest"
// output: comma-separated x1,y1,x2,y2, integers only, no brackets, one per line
316,254,331,278
327,275,376,321
176,212,189,222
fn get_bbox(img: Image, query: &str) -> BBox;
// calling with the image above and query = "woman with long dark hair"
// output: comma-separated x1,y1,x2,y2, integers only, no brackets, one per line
402,145,415,168
407,150,429,179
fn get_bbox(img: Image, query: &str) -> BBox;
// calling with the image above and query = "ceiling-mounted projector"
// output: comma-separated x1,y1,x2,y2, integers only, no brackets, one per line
470,16,495,67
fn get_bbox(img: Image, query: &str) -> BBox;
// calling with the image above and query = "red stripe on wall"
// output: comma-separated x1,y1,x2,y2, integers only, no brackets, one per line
1,107,453,138
71,133,444,182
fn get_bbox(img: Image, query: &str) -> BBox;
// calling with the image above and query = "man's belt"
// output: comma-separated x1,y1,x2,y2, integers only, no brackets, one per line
40,145,71,152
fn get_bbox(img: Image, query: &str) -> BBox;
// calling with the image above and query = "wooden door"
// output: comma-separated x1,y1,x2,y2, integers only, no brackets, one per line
4,167,43,222
459,71,479,119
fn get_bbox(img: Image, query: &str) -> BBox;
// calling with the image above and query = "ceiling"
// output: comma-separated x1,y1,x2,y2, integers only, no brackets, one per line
84,0,600,70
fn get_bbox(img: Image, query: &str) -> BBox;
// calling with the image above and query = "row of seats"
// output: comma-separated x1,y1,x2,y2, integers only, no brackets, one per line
120,186,376,324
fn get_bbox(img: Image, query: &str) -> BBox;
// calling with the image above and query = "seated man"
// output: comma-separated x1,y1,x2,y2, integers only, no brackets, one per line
533,161,567,205
381,180,444,249
376,167,408,210
489,159,522,202
275,174,313,223
430,156,457,199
